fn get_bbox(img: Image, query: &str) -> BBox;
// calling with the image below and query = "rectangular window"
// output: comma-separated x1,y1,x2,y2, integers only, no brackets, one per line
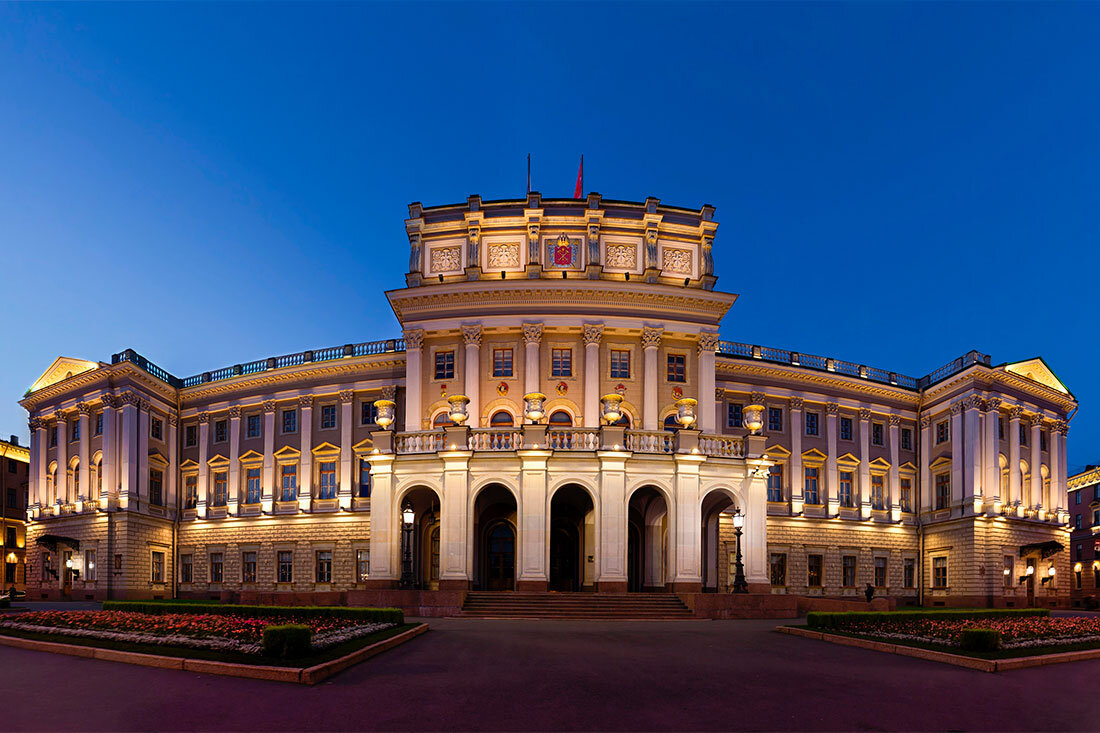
551,348,572,377
245,468,261,504
151,551,164,583
151,417,163,441
805,412,819,437
726,403,743,429
900,478,912,512
1076,514,1082,530
281,465,297,501
435,350,455,380
871,422,883,446
282,409,297,434
935,473,950,510
321,405,337,430
1094,565,1100,590
209,553,224,584
212,472,227,507
361,401,376,426
184,475,197,510
1077,569,1083,590
767,465,783,502
769,553,787,586
242,551,257,584
5,527,14,546
318,461,337,499
49,428,57,447
1019,424,1028,446
900,427,912,451
185,425,197,447
1076,491,1082,505
315,550,332,583
6,489,14,508
998,417,1005,440
871,474,884,510
6,459,13,475
666,354,686,383
357,549,370,582
936,420,949,444
84,550,96,582
804,467,820,505
874,557,887,588
610,350,630,379
493,348,514,378
768,407,783,432
358,458,371,498
842,555,856,587
246,414,261,438
214,419,228,443
807,554,823,587
180,554,193,584
903,558,915,589
1040,430,1047,451
278,551,293,583
71,421,79,442
94,413,103,437
149,469,163,506
1076,544,1083,562
933,556,948,588
839,471,854,508
839,417,852,441
1093,509,1100,527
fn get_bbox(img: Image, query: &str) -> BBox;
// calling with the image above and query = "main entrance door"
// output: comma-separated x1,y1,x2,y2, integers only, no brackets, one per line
485,523,515,591
549,522,579,592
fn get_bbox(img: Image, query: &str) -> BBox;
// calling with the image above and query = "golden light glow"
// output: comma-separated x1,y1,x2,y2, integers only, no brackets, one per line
27,356,100,394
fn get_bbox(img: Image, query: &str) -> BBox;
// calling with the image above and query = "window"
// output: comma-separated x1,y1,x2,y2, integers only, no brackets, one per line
932,556,947,588
214,419,228,443
493,348,514,378
666,354,686,383
805,412,819,436
242,552,257,584
769,553,787,586
71,421,79,442
281,465,297,501
357,549,370,582
5,527,14,546
839,471,854,508
551,348,572,377
282,409,297,434
900,478,912,512
871,423,884,446
361,401,377,426
209,553,223,583
73,465,79,497
318,462,337,499
1076,514,1082,530
358,458,371,498
321,405,337,430
114,554,122,572
610,349,630,379
94,413,103,437
871,475,884,510
1077,569,1083,590
874,557,887,588
278,551,293,583
6,459,13,474
1077,491,1082,505
1076,544,1083,562
935,473,950,510
998,417,1005,439
839,417,853,441
245,468,261,504
1019,424,1028,446
903,558,915,589
1040,430,1047,451
767,465,783,502
151,551,165,583
804,467,820,505
435,350,455,380
247,415,261,439
149,469,163,506
900,428,912,451
212,472,227,507
49,428,57,447
6,489,14,508
180,554,193,583
315,550,332,583
807,554,823,587
151,417,163,441
1093,509,1100,528
935,420,949,444
489,411,514,427
549,411,572,426
1094,564,1100,590
726,403,743,429
185,425,197,447
84,550,96,582
184,476,197,510
768,407,783,432
842,556,856,587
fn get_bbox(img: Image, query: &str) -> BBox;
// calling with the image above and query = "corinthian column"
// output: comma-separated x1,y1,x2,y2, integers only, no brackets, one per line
1029,415,1043,511
523,323,543,399
462,325,482,428
641,327,662,431
696,332,719,434
76,403,91,502
403,329,424,431
583,324,603,428
1008,406,1022,513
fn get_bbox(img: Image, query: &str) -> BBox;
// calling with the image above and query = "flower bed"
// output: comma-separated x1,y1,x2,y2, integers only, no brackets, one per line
0,610,393,655
823,614,1100,651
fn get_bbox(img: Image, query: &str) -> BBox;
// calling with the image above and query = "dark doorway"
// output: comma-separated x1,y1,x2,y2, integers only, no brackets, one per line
485,523,515,591
550,484,594,592
628,523,643,592
628,486,669,592
473,484,518,591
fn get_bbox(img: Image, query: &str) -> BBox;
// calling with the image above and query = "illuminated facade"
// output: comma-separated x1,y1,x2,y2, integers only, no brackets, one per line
1067,466,1100,607
0,435,28,593
20,193,1075,607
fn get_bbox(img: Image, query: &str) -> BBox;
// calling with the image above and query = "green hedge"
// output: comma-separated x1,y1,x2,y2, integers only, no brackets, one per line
959,627,1001,652
806,608,1049,629
103,601,403,625
262,624,312,659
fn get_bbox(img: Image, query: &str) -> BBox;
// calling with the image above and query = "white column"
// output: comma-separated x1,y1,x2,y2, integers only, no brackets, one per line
518,450,550,588
597,449,629,588
28,420,41,515
696,332,718,434
167,415,178,513
298,396,313,512
261,401,275,513
743,469,769,586
119,394,137,509
338,391,354,510
76,404,90,501
964,396,982,512
919,416,931,512
138,400,150,505
1030,415,1042,511
523,323,542,400
462,325,482,429
440,450,472,585
888,415,901,521
825,403,839,516
671,453,705,588
1049,420,1061,516
366,454,396,580
197,412,210,518
56,412,68,505
100,397,116,509
1059,422,1069,513
1008,406,1022,512
403,329,424,431
790,398,804,514
950,402,964,510
858,408,871,519
583,324,603,428
227,407,241,515
641,327,662,431
983,398,1001,508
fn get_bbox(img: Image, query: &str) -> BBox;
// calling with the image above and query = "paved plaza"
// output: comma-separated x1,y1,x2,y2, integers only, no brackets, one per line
2,616,1095,731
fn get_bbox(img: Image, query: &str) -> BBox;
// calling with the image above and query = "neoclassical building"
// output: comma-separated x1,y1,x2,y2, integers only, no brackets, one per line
19,193,1076,608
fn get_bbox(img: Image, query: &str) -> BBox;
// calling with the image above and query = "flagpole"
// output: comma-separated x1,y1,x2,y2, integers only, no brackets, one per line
527,153,531,195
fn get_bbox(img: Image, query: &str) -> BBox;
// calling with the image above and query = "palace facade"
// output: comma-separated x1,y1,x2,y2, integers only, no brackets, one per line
19,193,1076,608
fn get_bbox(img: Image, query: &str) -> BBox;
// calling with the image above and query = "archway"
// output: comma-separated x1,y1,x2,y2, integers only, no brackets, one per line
473,483,517,591
400,486,441,590
700,488,740,592
628,486,669,592
549,484,595,592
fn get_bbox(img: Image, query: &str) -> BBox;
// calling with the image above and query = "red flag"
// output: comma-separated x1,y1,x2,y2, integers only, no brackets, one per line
573,155,583,199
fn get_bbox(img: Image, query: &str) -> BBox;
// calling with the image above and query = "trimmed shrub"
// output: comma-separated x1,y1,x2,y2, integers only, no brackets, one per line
102,601,403,626
959,627,1001,652
0,598,9,609
262,624,312,659
806,607,1049,630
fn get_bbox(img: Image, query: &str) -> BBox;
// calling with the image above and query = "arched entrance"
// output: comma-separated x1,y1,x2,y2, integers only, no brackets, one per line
628,486,669,592
701,488,739,592
400,487,441,590
549,484,595,592
473,484,517,591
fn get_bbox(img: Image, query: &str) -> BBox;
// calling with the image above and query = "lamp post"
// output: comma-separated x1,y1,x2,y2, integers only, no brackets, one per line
400,500,415,589
730,508,749,593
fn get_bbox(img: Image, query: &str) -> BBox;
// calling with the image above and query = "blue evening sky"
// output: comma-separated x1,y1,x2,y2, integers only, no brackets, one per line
1,2,1097,470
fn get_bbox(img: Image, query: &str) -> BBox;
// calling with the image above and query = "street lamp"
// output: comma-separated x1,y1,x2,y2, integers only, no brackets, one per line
400,500,415,588
730,508,749,594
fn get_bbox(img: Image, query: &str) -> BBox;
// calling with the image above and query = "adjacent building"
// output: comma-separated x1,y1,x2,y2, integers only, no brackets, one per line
18,193,1076,607
1068,465,1100,607
0,435,29,593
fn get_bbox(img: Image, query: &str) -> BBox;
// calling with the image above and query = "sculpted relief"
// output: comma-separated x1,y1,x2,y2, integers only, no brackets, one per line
487,242,521,269
430,246,462,274
661,247,693,275
605,243,637,270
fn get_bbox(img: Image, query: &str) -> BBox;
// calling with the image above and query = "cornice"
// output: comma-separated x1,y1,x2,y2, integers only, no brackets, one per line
19,361,177,414
0,442,30,463
1069,467,1100,492
922,365,1076,413
716,359,920,406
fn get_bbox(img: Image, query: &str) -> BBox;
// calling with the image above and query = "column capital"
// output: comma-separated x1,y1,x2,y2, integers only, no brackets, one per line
522,322,544,345
381,384,397,401
825,402,840,415
262,400,277,413
55,409,71,423
28,418,44,431
167,414,178,427
641,326,663,349
716,388,726,402
888,414,901,427
858,408,871,422
919,415,930,429
985,396,1002,413
789,397,804,411
119,390,141,408
462,324,482,346
298,395,314,409
965,394,984,411
950,401,965,416
1008,405,1024,420
101,394,120,409
583,323,604,346
76,402,92,416
697,331,720,354
339,390,355,403
403,328,425,350
228,407,242,420
1028,413,1045,429
750,391,766,407
197,411,211,424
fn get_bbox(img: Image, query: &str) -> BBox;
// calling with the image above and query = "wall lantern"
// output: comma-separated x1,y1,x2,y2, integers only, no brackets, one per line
447,395,470,425
601,394,624,424
374,400,396,429
401,500,415,527
674,397,698,428
523,392,547,423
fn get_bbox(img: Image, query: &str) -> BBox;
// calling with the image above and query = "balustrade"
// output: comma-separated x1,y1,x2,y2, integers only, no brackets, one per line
468,429,522,451
547,428,600,451
625,430,675,454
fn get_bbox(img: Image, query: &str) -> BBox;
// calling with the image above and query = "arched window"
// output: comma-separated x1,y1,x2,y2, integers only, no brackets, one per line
548,411,572,426
490,411,514,427
613,412,631,428
663,415,680,432
433,412,454,428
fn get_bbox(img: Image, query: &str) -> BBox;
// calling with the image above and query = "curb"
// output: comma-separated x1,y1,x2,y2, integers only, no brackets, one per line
0,623,429,684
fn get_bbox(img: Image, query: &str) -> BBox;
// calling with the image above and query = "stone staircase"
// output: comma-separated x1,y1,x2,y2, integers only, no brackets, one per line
459,591,695,619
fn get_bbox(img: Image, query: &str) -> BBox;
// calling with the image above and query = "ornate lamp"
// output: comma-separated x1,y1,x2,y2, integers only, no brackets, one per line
601,394,624,424
523,392,547,423
674,397,698,428
447,395,470,425
374,399,396,429
730,508,748,593
400,499,415,588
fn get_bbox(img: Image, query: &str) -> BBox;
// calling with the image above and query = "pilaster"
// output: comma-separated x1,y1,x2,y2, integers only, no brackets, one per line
964,395,983,513
100,396,117,510
1029,415,1043,511
858,408,871,520
641,326,662,431
888,414,901,521
523,323,543,399
439,449,472,585
789,397,804,514
338,390,354,510
671,452,706,590
950,402,964,512
261,401,276,514
596,448,630,590
982,398,1001,512
76,403,91,503
825,403,839,516
167,414,178,513
403,329,424,431
583,324,603,428
197,412,210,518
298,396,313,512
462,325,482,429
227,407,241,515
517,449,552,590
1008,406,1023,515
696,332,719,433
56,411,68,505
365,452,396,581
